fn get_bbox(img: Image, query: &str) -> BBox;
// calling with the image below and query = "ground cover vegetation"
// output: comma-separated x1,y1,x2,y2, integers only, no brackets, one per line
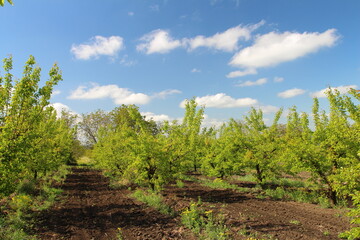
0,56,78,239
88,89,359,239
1,54,359,239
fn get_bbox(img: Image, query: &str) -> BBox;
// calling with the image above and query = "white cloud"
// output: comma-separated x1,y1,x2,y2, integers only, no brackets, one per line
180,93,258,108
236,78,267,87
278,88,306,98
257,105,280,114
274,77,284,83
120,55,137,66
230,29,339,70
185,21,264,52
142,112,171,122
128,12,134,16
68,83,181,105
311,85,357,98
202,114,225,129
191,68,201,73
50,103,78,118
51,90,61,97
71,36,124,60
152,89,182,99
68,84,151,105
226,68,257,78
137,30,182,54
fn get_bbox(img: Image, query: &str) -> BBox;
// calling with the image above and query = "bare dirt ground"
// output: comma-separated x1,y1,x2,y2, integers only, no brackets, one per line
33,168,194,240
162,181,350,240
33,168,350,240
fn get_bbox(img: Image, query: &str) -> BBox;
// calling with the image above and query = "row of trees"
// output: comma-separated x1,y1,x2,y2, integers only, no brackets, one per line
89,89,359,205
0,56,76,197
89,89,359,238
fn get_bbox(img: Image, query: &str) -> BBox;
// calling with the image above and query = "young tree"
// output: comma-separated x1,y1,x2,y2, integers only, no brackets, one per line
202,120,244,178
242,108,284,185
0,56,73,196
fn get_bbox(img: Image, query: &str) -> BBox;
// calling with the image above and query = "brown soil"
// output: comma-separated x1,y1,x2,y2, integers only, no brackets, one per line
33,168,194,240
33,168,350,240
162,181,350,240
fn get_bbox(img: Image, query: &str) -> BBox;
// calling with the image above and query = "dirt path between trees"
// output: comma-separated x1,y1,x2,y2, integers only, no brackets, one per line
34,168,194,240
162,181,350,240
34,168,350,240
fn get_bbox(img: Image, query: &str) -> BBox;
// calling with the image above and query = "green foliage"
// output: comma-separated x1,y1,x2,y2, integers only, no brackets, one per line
284,90,359,205
242,108,284,185
79,109,110,146
181,199,230,239
0,0,13,7
0,56,74,197
93,99,206,190
131,189,174,215
339,191,360,240
0,166,68,240
201,178,248,192
202,119,244,178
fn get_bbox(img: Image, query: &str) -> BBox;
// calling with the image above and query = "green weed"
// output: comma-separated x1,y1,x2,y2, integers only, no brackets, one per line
201,178,249,192
131,189,174,216
289,220,300,225
181,199,230,239
176,180,185,188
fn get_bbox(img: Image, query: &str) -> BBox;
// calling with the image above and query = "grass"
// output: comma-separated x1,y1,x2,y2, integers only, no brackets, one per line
131,189,174,216
260,186,333,208
289,219,300,225
181,199,230,240
76,156,94,166
200,178,250,192
176,180,185,188
0,165,69,240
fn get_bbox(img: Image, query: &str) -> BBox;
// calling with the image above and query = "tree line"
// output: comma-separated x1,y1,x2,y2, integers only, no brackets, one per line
1,55,359,238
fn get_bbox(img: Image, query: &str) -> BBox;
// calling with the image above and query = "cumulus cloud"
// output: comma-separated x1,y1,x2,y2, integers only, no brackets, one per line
230,29,339,70
50,103,78,118
68,83,180,105
311,85,357,98
274,77,284,83
71,36,124,60
142,112,171,122
226,68,257,78
68,84,151,105
278,88,306,98
236,78,267,87
180,93,258,108
258,105,280,114
185,21,264,52
137,30,183,54
202,114,225,128
51,90,61,97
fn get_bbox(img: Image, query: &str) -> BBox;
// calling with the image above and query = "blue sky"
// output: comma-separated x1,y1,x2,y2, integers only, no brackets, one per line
1,0,359,126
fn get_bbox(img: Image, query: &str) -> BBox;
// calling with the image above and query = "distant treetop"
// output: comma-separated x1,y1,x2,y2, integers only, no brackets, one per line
0,0,13,7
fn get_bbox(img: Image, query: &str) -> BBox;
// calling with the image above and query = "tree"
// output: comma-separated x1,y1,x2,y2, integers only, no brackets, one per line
283,90,359,205
0,55,73,196
78,109,110,146
0,0,13,6
202,120,243,178
242,108,284,185
180,98,205,172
